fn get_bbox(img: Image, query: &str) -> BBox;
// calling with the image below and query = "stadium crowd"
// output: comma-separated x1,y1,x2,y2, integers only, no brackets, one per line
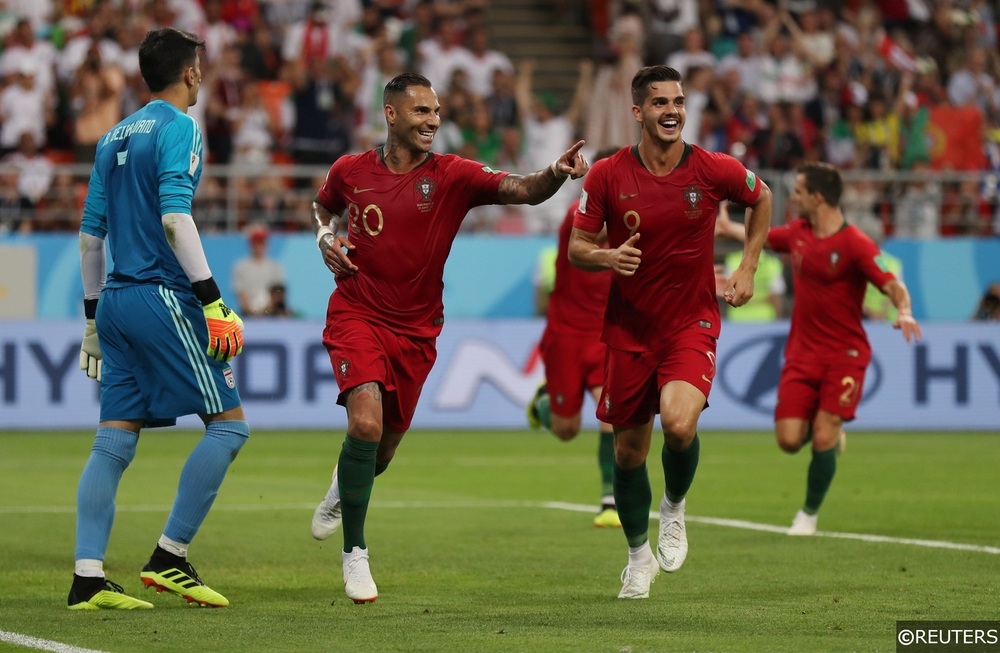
0,0,999,236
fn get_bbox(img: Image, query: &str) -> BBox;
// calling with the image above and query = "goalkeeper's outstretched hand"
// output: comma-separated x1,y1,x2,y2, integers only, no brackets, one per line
204,298,244,362
79,319,102,382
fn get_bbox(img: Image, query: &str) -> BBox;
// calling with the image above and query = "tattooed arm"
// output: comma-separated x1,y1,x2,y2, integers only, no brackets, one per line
498,139,590,205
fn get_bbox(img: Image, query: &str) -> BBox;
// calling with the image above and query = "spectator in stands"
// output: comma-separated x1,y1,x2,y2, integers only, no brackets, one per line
647,0,699,68
231,225,286,318
230,82,273,167
282,1,367,71
666,27,716,79
0,61,52,156
1,132,54,215
57,11,125,84
892,159,942,238
355,41,405,150
239,23,283,81
585,10,644,153
946,46,998,117
204,44,244,164
718,32,766,97
0,18,58,96
70,43,126,162
416,12,471,94
484,67,519,129
758,25,816,105
288,56,355,166
972,282,1000,321
200,0,239,64
515,58,590,234
0,167,32,234
461,25,513,99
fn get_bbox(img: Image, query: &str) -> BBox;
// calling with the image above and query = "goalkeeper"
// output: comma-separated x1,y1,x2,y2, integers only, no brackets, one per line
70,27,249,611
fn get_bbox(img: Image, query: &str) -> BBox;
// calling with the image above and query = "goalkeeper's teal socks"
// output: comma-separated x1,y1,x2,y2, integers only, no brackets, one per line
76,427,138,561
804,447,837,514
613,461,652,547
663,434,700,503
163,420,249,543
339,435,379,553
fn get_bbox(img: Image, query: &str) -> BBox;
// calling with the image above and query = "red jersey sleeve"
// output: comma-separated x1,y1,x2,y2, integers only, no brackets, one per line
767,223,794,253
448,156,508,207
713,153,762,207
573,158,610,233
315,156,350,215
849,227,897,290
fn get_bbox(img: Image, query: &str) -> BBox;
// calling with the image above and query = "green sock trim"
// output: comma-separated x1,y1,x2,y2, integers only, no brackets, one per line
339,435,379,553
804,447,837,514
663,433,700,503
598,430,614,498
613,462,652,547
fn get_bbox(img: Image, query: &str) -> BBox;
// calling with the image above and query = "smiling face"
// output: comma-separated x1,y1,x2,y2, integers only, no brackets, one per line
386,84,441,153
633,80,686,146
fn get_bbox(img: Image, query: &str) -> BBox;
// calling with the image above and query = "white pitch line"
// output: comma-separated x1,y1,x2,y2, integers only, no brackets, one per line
4,500,998,555
0,630,109,653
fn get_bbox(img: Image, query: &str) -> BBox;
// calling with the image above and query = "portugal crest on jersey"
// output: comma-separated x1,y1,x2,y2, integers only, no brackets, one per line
416,177,436,213
684,185,703,218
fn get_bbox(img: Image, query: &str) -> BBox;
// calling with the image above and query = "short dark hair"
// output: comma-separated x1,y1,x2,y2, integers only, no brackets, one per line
138,28,204,93
383,72,433,105
631,65,682,106
798,162,843,206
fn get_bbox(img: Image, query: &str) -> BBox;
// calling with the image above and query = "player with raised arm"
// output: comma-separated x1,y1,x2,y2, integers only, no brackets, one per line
568,65,773,599
767,163,921,535
308,72,588,604
71,27,248,610
527,147,621,528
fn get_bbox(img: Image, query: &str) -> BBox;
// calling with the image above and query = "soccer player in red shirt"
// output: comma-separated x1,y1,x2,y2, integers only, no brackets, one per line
767,163,921,536
569,65,773,599
527,148,618,528
307,72,589,604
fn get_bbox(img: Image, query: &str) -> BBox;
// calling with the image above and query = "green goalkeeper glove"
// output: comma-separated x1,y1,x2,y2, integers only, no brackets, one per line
204,298,244,362
79,319,102,382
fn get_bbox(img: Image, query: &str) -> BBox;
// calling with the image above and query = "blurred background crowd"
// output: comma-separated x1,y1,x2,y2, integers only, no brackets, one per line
1,0,999,242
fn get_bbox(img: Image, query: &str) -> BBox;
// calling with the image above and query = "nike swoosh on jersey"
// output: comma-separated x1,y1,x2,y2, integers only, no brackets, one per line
619,192,639,200
354,187,375,194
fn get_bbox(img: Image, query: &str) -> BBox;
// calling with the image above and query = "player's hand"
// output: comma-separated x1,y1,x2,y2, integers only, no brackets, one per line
725,264,756,307
893,313,922,343
79,319,102,382
320,233,358,279
552,140,589,180
204,299,244,362
610,233,641,276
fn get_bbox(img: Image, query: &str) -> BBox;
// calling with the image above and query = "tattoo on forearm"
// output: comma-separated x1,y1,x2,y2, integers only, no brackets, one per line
500,170,563,204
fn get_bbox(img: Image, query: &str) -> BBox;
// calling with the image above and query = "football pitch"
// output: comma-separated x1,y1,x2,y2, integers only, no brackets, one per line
1,429,997,653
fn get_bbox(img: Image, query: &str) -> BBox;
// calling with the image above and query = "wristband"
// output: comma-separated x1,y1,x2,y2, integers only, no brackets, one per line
550,160,568,180
191,277,222,306
898,314,916,323
316,225,335,249
84,298,99,320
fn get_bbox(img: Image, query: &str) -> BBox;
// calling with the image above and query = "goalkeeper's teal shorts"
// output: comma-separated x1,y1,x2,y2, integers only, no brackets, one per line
96,284,242,425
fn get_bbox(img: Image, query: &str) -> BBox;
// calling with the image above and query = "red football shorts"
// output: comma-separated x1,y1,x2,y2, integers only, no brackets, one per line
774,358,868,422
597,329,717,428
322,317,437,432
539,329,605,418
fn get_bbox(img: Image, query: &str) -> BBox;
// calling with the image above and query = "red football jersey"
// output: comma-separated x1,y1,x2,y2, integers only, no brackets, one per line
574,144,762,352
768,218,897,364
546,200,612,337
316,150,508,337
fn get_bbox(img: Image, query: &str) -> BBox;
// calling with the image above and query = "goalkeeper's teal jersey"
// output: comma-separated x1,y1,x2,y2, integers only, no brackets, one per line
80,100,203,292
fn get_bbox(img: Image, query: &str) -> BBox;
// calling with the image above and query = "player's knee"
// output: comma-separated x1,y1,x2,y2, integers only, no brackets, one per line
348,413,383,441
776,436,802,454
660,412,697,444
614,439,646,468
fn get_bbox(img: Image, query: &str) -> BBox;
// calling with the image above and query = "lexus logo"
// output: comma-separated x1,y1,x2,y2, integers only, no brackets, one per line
718,333,882,415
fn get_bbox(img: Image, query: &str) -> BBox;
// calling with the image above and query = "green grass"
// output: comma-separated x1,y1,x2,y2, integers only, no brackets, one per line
1,429,998,653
